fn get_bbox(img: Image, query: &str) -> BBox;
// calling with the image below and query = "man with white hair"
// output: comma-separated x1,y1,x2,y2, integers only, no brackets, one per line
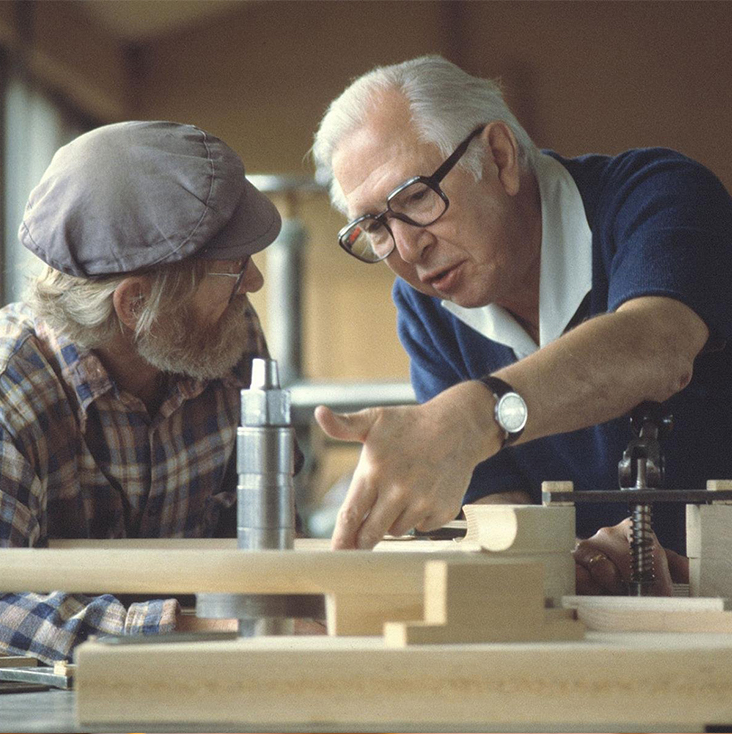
0,121,281,662
313,56,732,595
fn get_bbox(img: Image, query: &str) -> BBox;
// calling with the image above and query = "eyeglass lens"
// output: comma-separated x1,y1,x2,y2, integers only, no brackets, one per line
341,181,447,263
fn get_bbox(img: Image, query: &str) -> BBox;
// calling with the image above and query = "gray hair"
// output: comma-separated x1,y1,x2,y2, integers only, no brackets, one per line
312,55,539,213
28,257,210,350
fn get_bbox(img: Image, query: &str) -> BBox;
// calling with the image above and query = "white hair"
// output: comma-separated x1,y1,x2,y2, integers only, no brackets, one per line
312,55,539,213
28,258,210,350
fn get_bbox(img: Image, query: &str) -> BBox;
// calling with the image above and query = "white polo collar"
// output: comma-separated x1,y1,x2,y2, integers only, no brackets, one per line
441,153,592,359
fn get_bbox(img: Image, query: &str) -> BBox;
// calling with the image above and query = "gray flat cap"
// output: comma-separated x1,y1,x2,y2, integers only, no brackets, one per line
19,121,281,276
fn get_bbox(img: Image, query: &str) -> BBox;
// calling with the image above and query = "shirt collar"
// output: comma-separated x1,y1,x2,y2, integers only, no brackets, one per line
35,319,114,406
441,152,592,359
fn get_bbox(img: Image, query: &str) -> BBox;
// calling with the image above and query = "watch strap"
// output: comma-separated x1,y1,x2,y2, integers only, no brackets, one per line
477,375,526,446
479,376,515,400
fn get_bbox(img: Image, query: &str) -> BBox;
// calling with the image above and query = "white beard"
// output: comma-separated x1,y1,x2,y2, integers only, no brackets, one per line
135,295,251,381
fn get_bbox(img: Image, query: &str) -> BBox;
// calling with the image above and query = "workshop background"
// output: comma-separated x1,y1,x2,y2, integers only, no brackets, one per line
1,0,731,534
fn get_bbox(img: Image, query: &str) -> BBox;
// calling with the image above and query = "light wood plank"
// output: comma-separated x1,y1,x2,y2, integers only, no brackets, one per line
563,596,732,633
74,633,732,731
326,592,423,636
0,548,434,595
47,537,331,551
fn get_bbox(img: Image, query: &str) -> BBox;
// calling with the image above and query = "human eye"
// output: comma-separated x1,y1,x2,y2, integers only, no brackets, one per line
362,219,382,234
391,182,434,215
407,187,429,203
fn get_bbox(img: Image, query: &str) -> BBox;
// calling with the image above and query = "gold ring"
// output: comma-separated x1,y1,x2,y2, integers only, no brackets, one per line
587,553,607,566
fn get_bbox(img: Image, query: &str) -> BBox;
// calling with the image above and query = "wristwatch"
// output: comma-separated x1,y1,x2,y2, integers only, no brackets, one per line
478,376,528,447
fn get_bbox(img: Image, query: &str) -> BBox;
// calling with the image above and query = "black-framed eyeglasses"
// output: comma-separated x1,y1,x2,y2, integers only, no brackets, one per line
337,125,486,264
207,258,250,304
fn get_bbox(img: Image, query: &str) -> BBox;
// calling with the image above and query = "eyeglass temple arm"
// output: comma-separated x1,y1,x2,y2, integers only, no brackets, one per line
429,125,486,184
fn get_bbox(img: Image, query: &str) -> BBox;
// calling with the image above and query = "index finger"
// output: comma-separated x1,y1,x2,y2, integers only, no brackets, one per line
331,470,377,550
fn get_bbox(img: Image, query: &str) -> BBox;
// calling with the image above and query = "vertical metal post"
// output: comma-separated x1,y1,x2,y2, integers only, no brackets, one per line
265,218,306,388
236,357,295,636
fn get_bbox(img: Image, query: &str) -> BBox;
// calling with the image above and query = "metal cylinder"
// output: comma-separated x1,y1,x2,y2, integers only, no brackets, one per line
197,357,298,636
237,428,295,550
237,358,295,636
237,359,295,553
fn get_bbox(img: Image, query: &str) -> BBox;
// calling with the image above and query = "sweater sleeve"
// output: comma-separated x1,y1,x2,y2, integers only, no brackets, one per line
602,149,732,341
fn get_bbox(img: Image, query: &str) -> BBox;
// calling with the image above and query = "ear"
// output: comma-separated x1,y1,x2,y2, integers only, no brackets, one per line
480,121,521,196
113,276,150,331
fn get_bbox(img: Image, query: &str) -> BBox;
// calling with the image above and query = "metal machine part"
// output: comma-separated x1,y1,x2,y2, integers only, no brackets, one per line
238,357,295,552
543,401,727,598
543,488,732,504
196,593,324,620
197,358,302,636
618,402,674,596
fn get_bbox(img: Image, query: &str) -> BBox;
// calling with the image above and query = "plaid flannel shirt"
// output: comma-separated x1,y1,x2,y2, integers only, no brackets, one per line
0,301,267,663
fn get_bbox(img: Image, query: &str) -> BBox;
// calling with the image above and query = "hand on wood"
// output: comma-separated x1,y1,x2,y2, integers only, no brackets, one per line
315,383,499,550
573,518,689,595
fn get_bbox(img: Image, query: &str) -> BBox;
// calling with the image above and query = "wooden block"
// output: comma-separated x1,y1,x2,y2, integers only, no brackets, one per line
53,661,76,677
74,633,732,730
686,503,732,598
458,504,576,605
384,560,583,646
707,479,732,504
48,537,331,551
0,548,449,596
49,538,237,550
542,480,575,506
460,504,575,553
0,542,575,640
689,557,701,597
326,592,423,636
563,596,732,633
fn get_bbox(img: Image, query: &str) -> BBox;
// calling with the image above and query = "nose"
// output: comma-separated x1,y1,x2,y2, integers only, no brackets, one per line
240,259,264,294
389,219,432,264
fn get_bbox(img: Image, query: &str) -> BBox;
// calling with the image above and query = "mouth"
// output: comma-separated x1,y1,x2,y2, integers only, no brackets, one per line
422,262,464,293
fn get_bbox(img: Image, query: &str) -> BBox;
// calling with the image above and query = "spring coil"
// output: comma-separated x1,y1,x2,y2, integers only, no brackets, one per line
629,503,655,594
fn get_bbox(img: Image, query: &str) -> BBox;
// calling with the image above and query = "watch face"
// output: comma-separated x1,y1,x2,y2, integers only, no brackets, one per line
497,393,527,433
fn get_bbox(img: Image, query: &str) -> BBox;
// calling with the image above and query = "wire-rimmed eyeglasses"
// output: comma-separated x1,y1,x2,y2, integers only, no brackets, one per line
207,258,250,304
337,125,486,264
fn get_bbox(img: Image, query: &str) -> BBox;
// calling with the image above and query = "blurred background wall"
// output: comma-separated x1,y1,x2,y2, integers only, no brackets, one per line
1,0,731,528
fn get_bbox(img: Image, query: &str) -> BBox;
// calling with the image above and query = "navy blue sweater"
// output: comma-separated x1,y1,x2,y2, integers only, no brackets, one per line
394,148,732,552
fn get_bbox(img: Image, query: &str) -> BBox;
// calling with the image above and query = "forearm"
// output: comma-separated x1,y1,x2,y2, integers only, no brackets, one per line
320,298,708,547
490,297,708,446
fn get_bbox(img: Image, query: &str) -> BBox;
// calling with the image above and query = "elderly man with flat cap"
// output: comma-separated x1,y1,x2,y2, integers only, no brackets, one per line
0,121,281,662
312,56,732,595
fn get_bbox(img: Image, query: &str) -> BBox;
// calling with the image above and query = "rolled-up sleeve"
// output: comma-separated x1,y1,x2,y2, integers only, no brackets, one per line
0,592,180,663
